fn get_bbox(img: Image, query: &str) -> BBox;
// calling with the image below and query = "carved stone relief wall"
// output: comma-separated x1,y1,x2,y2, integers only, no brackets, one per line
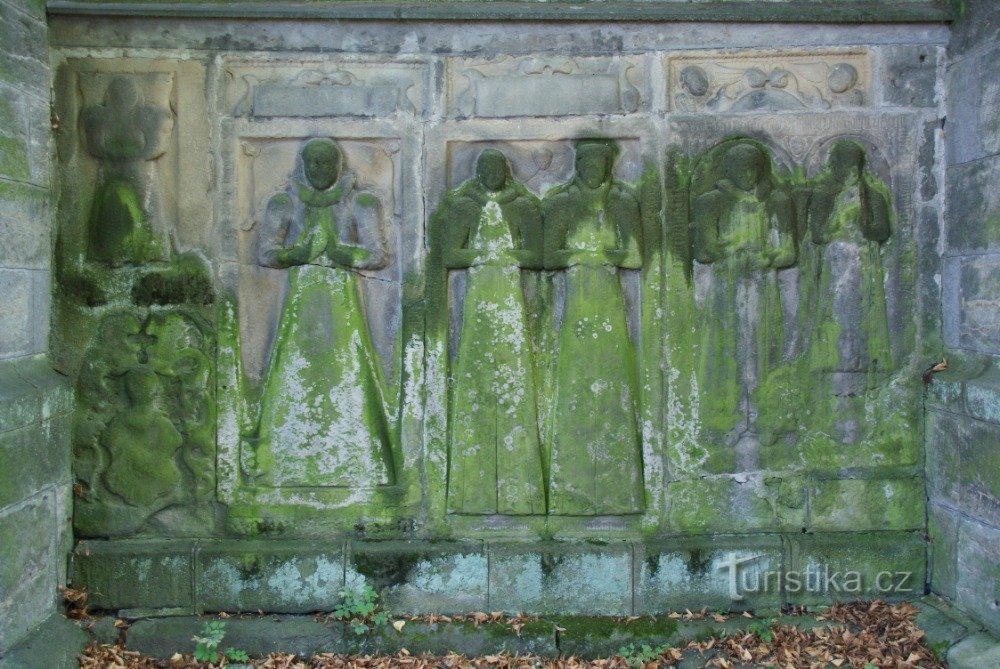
49,35,936,546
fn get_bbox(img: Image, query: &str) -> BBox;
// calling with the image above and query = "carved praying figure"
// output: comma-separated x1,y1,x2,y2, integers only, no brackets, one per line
253,138,394,488
806,140,892,381
543,139,644,516
691,141,796,449
437,149,546,515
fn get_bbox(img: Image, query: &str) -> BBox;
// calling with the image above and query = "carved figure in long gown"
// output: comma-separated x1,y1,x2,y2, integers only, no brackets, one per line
254,139,394,487
438,149,546,515
691,141,796,447
543,139,644,516
806,140,892,383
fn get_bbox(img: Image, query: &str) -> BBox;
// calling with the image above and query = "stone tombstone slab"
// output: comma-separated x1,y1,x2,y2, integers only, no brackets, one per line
51,57,218,538
216,108,422,531
667,49,871,113
446,55,646,118
48,15,941,614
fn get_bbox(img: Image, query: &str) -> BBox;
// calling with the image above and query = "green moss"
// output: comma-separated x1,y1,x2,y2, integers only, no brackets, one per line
132,254,214,306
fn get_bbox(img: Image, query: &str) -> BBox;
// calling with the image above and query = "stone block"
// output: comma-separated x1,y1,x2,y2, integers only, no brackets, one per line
555,616,679,659
636,536,783,613
927,502,960,600
346,541,488,614
71,540,194,611
126,616,348,659
949,0,1000,61
959,253,1000,354
367,620,557,657
488,542,633,615
956,419,1000,522
914,598,976,649
878,45,938,108
196,540,346,613
0,416,70,510
947,44,1000,166
0,269,32,360
0,88,29,183
0,492,57,653
784,531,926,606
0,2,48,99
13,355,72,421
0,614,90,669
966,368,1000,425
808,478,924,531
947,632,1000,669
955,519,1000,636
926,410,963,508
667,476,805,534
26,96,49,188
0,171,48,270
947,156,1000,253
0,360,40,433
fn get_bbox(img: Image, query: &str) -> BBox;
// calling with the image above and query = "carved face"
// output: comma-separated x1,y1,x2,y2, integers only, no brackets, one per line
576,150,611,189
724,144,766,192
829,142,865,186
476,150,509,192
302,141,341,190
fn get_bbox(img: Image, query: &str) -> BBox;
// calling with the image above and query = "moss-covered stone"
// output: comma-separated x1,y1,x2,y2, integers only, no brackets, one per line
71,540,195,612
809,478,925,531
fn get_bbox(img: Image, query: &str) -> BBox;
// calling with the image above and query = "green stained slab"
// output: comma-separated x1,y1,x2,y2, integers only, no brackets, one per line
636,536,783,614
784,531,927,606
667,476,805,534
196,540,346,613
71,540,194,611
487,542,633,615
346,541,488,614
809,478,925,531
555,616,679,660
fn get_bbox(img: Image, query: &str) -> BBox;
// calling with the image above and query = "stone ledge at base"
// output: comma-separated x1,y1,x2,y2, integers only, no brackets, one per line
70,533,928,616
0,614,90,669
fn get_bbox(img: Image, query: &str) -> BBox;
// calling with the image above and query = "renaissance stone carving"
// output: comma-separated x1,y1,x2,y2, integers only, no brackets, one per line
449,56,643,118
81,76,171,267
249,138,395,488
543,139,645,516
691,140,796,450
668,50,870,113
435,149,546,515
73,310,215,537
804,140,893,380
226,60,426,118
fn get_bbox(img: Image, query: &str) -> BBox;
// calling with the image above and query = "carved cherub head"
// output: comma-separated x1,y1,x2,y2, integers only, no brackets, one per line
723,143,769,192
574,139,619,189
475,149,510,192
301,139,342,191
82,76,172,163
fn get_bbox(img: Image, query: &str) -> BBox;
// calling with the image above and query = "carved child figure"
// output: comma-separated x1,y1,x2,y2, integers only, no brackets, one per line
543,139,644,516
806,140,892,382
691,141,795,451
438,149,546,515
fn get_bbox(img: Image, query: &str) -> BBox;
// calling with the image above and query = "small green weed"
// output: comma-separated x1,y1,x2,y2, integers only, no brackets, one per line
333,585,390,635
192,620,250,664
747,618,776,643
618,642,669,668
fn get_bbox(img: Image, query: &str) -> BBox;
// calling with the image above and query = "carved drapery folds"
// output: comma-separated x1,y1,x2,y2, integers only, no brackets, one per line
55,50,916,537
